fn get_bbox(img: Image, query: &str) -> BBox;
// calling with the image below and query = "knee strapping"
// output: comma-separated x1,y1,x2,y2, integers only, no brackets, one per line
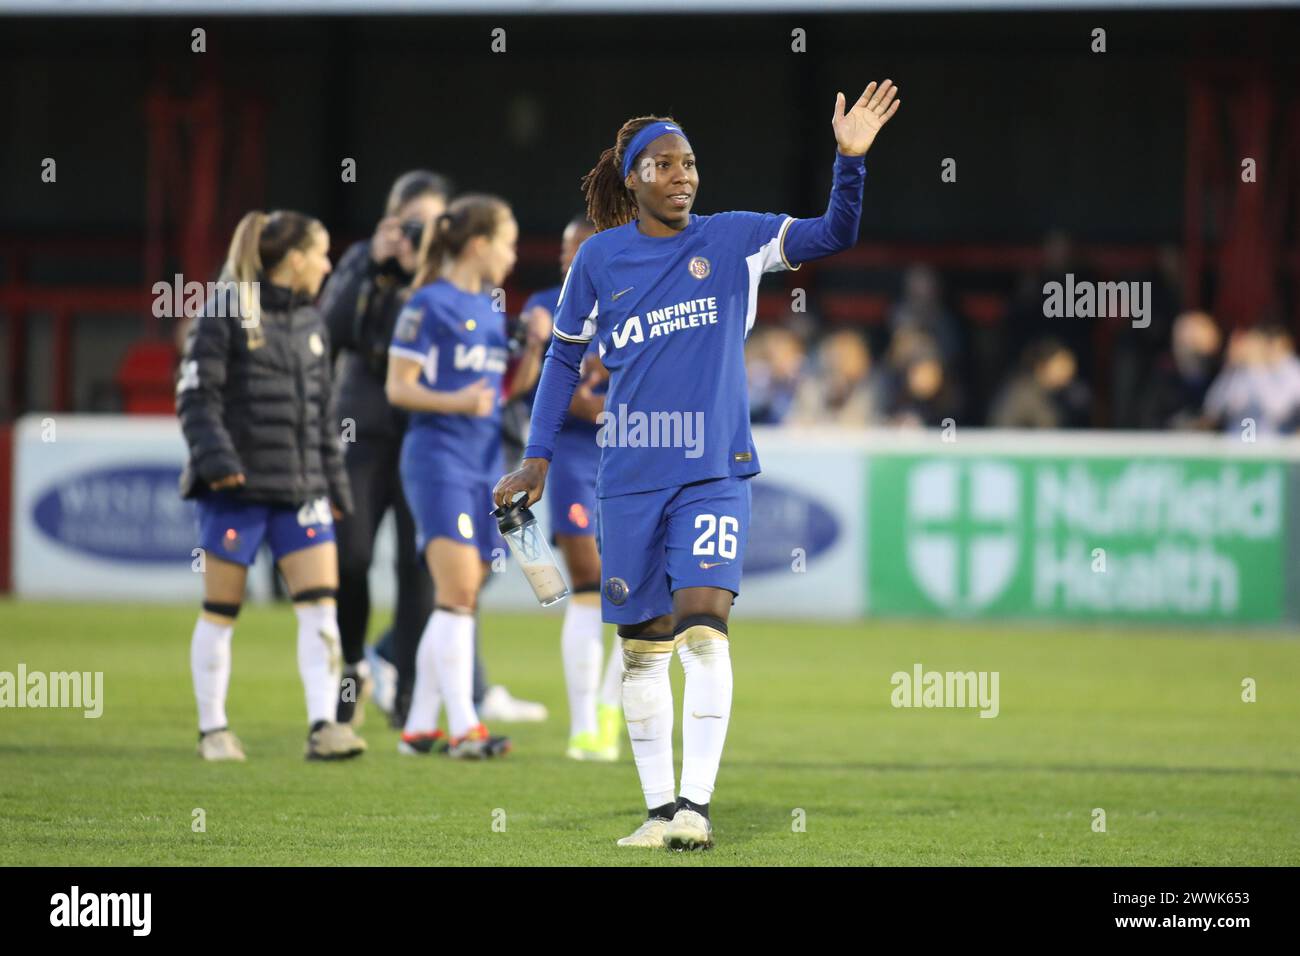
435,603,475,616
202,601,241,620
571,584,601,607
620,637,672,724
291,586,337,604
674,618,729,660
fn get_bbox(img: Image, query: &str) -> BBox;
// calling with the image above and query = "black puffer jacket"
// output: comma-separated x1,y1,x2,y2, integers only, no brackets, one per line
176,280,354,514
318,239,412,440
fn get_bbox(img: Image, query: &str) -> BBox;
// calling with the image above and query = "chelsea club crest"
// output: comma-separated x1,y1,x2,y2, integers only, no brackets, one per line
688,256,710,279
604,576,629,606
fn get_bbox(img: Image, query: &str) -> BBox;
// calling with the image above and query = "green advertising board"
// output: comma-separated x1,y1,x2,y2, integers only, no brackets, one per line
867,454,1290,622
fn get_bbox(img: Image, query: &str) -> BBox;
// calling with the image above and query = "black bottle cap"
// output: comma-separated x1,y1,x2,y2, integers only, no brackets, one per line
493,496,535,535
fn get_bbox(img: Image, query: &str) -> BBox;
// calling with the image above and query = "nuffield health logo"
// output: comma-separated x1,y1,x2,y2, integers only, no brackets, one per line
905,461,1021,612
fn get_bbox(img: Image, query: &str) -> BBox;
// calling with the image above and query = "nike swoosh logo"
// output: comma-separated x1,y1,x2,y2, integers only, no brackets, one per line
691,712,724,720
611,287,634,301
698,561,730,569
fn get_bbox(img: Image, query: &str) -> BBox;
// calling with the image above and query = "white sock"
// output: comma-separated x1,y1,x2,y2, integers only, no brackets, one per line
404,613,443,735
295,602,343,727
191,615,233,733
676,626,733,807
562,597,604,737
599,633,623,708
431,608,477,737
622,639,675,810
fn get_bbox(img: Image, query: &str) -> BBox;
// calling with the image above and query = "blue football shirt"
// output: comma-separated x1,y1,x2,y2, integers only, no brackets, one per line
389,278,508,484
547,211,796,498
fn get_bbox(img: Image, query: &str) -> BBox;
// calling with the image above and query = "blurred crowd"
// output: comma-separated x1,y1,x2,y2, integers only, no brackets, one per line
747,233,1300,435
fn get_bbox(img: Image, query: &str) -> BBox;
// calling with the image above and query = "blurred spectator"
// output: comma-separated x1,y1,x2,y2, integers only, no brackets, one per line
746,324,806,425
881,342,963,427
1203,324,1300,435
1265,325,1300,429
888,265,961,364
989,337,1090,428
1112,244,1184,426
792,329,878,426
1136,310,1221,429
1002,230,1097,406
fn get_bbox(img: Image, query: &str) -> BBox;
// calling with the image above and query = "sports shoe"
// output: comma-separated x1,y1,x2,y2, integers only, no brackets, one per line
305,721,367,760
197,728,246,762
365,644,397,717
596,702,622,757
398,730,449,756
566,731,618,762
616,817,669,848
664,808,713,851
446,723,511,759
479,685,548,723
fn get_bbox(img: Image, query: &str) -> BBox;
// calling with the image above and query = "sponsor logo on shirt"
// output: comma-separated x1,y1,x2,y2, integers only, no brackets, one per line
453,343,508,374
609,296,719,351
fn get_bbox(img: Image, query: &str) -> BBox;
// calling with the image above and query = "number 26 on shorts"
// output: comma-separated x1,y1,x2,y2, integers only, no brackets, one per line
693,513,738,560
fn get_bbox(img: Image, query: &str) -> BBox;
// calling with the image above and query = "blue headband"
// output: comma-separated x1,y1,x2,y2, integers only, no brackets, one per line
621,122,689,181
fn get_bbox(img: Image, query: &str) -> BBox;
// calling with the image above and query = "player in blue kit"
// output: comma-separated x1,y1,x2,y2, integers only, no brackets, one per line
494,80,901,848
387,194,543,759
520,217,625,761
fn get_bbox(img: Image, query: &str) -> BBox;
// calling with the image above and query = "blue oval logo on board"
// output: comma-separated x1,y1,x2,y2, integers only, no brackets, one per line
32,465,197,563
743,480,839,575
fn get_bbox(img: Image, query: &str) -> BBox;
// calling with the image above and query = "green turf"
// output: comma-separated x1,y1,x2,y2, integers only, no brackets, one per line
0,599,1297,865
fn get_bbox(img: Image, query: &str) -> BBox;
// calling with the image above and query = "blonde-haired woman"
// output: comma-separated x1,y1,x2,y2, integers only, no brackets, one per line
178,209,363,761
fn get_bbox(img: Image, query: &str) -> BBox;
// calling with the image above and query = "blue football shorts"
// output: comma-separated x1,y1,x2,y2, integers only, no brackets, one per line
403,477,502,564
196,493,336,567
595,475,751,625
547,428,600,538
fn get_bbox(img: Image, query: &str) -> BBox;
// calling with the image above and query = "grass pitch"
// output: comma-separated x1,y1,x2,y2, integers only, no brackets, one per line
1,599,1297,866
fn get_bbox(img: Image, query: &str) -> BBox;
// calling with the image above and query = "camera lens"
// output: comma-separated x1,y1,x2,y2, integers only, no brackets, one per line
400,220,425,246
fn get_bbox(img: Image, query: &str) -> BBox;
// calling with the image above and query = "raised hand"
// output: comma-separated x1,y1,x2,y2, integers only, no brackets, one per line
832,79,901,157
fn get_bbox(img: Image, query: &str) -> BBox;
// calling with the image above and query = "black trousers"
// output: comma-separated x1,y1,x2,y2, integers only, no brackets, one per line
335,430,430,703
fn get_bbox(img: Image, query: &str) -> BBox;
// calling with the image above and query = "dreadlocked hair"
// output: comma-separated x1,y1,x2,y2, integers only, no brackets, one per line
581,114,680,232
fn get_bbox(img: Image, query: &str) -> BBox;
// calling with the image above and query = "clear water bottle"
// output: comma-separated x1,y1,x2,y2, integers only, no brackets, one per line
494,497,570,607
